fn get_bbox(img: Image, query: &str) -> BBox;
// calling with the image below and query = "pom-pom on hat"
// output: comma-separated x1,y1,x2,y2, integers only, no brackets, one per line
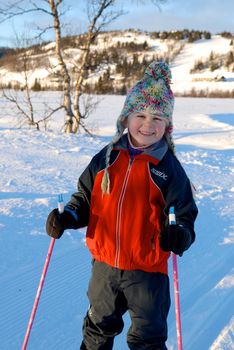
101,61,175,194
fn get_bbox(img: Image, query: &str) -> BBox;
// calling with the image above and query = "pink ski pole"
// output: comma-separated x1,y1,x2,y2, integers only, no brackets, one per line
21,237,55,350
169,207,183,350
172,253,183,350
22,194,64,350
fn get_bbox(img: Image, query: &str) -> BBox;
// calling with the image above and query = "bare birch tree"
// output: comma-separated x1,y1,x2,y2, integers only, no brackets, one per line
48,0,75,132
0,35,63,130
0,0,167,133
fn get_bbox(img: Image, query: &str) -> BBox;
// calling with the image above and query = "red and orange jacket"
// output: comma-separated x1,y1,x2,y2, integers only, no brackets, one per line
66,134,198,275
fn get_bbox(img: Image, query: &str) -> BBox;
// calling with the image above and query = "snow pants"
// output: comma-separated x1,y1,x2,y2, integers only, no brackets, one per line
80,260,170,350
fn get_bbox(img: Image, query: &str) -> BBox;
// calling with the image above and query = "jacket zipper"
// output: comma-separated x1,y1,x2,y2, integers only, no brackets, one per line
114,158,134,268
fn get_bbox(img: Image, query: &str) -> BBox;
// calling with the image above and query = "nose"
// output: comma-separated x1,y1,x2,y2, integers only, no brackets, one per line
143,118,154,128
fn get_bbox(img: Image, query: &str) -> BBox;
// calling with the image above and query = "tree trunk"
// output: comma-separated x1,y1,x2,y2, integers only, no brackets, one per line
49,0,74,133
73,32,94,133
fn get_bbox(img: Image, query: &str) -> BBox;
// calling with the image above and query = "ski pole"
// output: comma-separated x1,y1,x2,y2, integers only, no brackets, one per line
22,194,64,350
169,207,183,350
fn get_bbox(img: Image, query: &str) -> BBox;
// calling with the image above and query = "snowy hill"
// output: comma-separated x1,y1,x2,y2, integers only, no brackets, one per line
171,35,234,96
0,30,234,96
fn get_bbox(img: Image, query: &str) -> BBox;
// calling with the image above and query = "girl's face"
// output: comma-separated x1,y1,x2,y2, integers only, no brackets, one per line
127,111,167,147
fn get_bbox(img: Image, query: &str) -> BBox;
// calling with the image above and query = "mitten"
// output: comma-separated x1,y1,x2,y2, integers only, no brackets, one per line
159,224,194,256
46,208,78,239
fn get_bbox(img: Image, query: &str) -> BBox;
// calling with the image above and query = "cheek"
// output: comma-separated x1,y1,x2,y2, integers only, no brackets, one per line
128,119,140,131
157,123,166,134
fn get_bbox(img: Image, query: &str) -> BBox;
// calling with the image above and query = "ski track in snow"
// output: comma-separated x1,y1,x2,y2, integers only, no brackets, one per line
0,94,234,349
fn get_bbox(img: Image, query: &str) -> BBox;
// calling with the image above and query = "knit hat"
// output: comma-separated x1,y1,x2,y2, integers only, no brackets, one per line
101,61,175,194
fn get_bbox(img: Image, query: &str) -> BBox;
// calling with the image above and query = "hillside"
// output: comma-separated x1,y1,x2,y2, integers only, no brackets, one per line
0,29,234,97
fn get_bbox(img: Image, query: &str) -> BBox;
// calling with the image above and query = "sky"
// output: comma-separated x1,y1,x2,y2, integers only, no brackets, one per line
0,0,234,47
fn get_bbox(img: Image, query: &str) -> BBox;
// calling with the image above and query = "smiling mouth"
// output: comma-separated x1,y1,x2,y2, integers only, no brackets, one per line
139,131,155,136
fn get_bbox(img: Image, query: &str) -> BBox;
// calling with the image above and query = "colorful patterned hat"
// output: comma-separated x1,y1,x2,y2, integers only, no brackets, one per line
116,61,174,138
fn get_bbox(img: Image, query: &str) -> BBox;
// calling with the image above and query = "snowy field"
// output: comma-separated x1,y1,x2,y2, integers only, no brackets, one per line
0,93,233,349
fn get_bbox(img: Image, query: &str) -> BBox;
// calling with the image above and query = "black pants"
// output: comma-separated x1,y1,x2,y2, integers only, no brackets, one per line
81,261,170,350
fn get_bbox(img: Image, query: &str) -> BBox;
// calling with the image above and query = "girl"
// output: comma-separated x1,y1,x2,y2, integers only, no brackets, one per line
46,61,198,350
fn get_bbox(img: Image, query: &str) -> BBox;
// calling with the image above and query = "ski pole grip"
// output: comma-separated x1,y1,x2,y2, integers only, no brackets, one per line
169,206,176,225
58,194,64,214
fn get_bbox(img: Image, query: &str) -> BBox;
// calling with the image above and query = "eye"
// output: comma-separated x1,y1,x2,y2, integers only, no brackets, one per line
153,117,164,122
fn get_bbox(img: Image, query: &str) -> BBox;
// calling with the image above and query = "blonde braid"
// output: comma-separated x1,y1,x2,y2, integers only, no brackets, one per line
101,142,113,195
101,118,126,195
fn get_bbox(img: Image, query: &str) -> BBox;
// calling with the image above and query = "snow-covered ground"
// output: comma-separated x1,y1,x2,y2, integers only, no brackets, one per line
0,92,233,349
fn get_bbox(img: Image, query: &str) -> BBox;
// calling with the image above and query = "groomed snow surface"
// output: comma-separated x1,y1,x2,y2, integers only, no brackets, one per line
0,93,233,349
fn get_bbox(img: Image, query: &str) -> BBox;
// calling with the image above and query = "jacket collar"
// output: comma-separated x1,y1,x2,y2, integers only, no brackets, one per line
114,133,168,161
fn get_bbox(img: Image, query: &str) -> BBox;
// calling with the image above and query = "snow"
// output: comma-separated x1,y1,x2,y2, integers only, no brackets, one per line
0,32,234,349
0,91,233,349
171,36,234,93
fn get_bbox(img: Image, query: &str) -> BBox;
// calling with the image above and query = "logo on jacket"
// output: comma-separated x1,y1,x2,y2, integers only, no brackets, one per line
151,167,168,181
